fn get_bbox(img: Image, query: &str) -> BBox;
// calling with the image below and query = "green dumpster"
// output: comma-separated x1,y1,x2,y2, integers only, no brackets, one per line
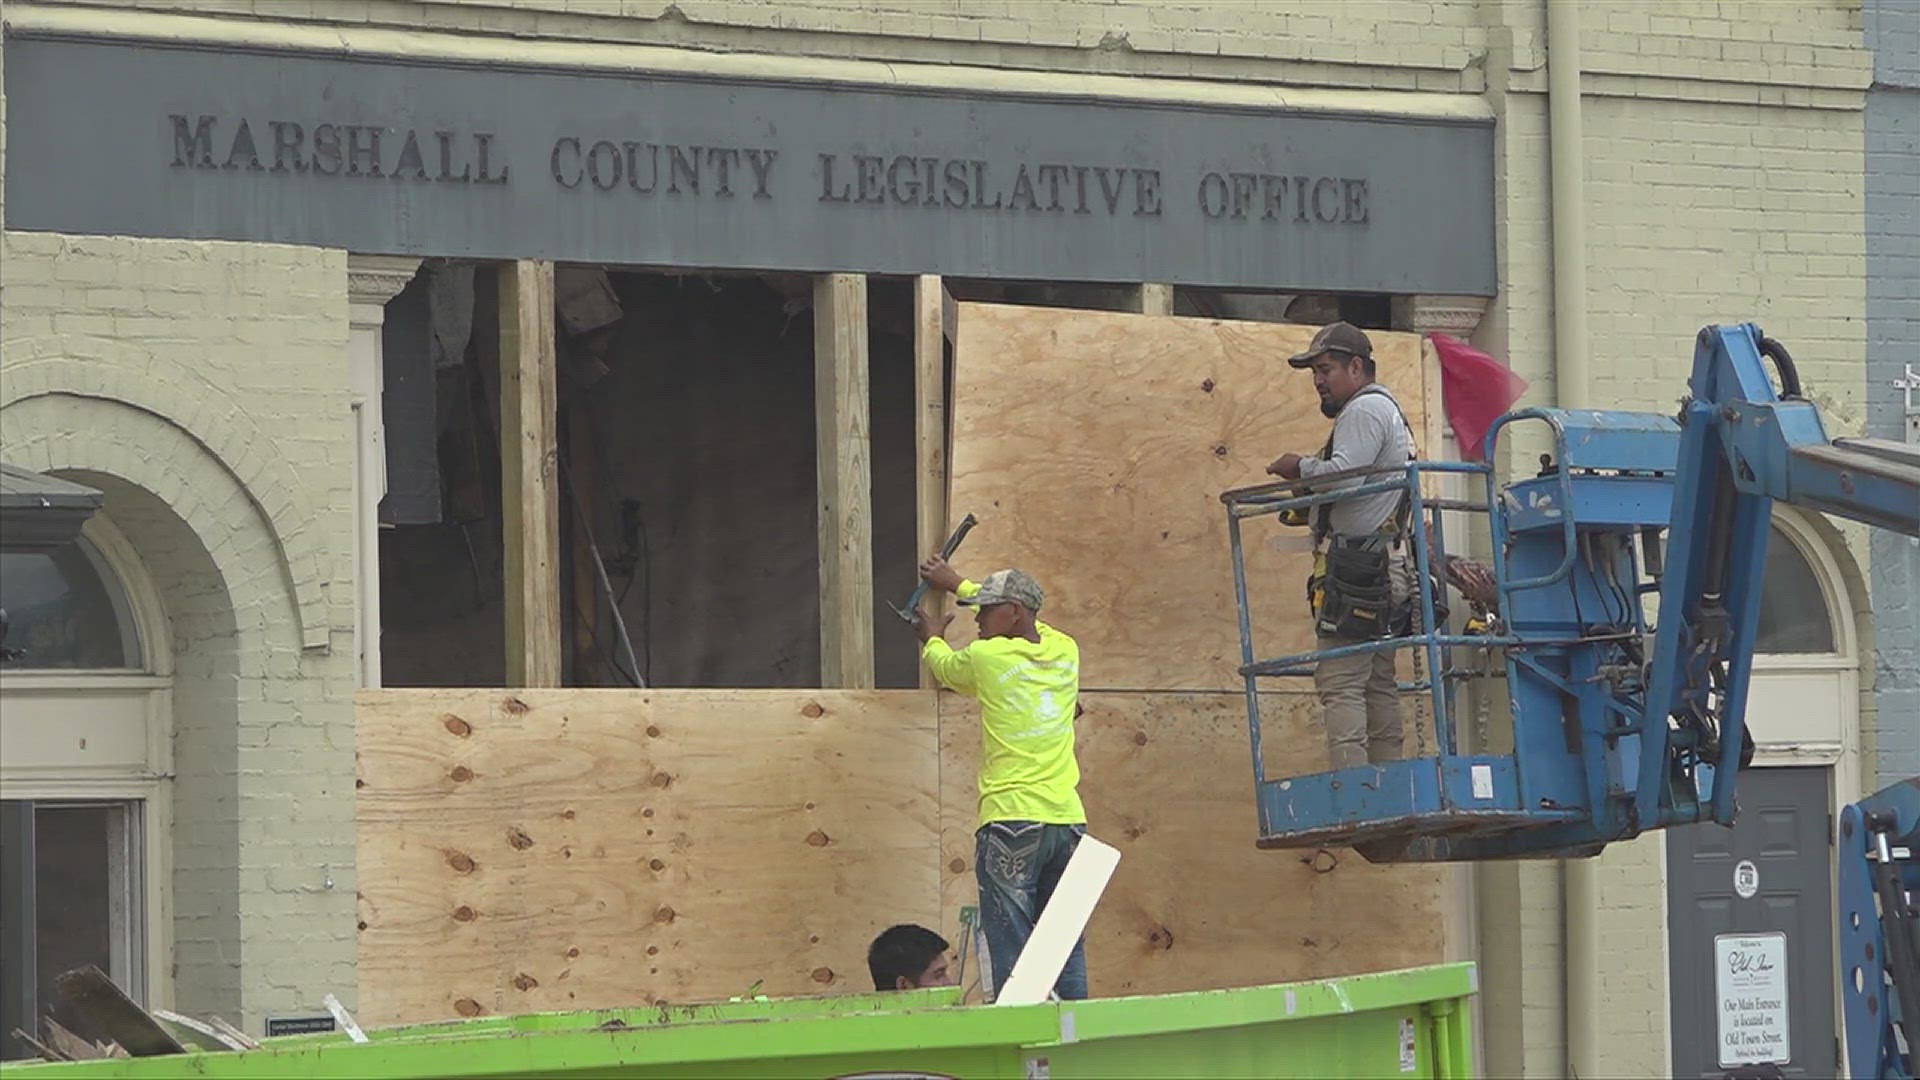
1,962,1476,1078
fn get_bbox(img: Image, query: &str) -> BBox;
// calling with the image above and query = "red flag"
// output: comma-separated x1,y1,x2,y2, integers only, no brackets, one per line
1430,333,1529,461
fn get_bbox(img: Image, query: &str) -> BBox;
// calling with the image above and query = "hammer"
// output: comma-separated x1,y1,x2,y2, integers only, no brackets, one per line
890,513,978,624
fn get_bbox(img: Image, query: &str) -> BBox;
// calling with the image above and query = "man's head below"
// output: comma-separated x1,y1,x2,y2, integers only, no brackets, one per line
868,923,954,991
958,568,1044,641
1288,321,1377,418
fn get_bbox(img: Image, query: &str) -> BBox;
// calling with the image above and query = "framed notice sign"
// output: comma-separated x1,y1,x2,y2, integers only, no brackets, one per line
1715,932,1790,1067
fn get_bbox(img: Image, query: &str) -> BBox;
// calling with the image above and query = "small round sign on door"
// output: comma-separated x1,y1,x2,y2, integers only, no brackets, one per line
1733,859,1759,899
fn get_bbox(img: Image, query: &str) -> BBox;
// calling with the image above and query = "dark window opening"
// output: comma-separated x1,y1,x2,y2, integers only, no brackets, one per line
0,801,143,1062
375,266,1370,689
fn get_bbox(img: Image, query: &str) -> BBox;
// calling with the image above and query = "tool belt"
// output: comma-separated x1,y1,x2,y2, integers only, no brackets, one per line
1308,533,1400,641
1291,384,1424,640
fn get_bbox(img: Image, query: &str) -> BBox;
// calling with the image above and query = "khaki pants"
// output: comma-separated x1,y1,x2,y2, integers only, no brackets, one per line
1314,548,1414,770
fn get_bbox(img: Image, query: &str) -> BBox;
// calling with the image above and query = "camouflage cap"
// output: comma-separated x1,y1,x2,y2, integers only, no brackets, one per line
958,569,1044,612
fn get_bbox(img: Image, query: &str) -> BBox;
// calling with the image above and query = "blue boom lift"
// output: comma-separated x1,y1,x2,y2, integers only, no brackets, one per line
1221,323,1917,861
1219,323,1919,1066
1840,777,1918,1080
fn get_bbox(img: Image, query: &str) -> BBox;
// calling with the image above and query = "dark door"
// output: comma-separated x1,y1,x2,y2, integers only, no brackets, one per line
1668,766,1837,1078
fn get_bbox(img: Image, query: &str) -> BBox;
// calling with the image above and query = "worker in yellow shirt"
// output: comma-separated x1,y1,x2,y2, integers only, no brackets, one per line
912,557,1088,1002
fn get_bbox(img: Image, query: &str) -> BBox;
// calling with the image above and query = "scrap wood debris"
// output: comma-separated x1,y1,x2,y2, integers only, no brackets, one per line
8,965,310,1063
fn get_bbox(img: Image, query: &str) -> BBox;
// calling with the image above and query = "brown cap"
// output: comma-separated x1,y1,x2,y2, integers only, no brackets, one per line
1287,321,1373,369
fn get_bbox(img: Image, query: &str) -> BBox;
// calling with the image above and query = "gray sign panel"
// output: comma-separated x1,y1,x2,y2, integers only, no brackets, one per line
3,34,1496,295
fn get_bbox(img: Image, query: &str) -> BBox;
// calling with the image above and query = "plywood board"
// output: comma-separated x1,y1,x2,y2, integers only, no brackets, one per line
939,690,1450,998
356,688,940,1025
946,303,1431,690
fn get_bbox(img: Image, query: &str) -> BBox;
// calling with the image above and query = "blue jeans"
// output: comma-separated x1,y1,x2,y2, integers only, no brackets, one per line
975,820,1089,1001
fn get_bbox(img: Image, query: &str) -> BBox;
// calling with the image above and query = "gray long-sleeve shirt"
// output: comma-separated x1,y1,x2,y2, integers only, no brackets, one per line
1296,384,1414,538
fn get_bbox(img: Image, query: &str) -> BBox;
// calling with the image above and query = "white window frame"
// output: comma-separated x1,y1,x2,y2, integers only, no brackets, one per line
1748,507,1861,794
0,513,174,1014
1692,505,1861,1079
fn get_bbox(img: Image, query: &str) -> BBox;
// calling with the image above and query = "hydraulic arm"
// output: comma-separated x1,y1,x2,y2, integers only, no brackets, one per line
1840,778,1920,1080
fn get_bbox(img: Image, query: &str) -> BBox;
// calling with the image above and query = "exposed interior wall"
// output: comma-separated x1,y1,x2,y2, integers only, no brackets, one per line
379,266,508,689
375,273,1390,694
575,272,919,689
375,268,926,690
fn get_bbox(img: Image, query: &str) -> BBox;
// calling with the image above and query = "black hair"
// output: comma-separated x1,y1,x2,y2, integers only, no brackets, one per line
867,924,949,990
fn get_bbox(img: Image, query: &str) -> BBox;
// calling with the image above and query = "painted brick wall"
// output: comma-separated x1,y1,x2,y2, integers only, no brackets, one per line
1581,95,1867,423
1568,86,1869,1080
1586,835,1671,1076
3,0,1887,1062
1576,0,1868,89
1866,0,1920,788
88,472,248,1019
1463,33,1565,1067
1464,7,1873,1076
32,0,1492,87
27,0,1878,96
0,229,359,1030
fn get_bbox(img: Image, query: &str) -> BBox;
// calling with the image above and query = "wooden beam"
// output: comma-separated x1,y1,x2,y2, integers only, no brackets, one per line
814,273,875,689
1135,283,1175,316
912,275,949,690
499,260,562,688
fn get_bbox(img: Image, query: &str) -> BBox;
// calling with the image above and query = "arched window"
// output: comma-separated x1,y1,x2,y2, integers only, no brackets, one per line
2,516,170,1056
0,538,143,670
1754,522,1838,656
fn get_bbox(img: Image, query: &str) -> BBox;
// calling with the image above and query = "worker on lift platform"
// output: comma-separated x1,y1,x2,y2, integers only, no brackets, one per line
1228,320,1917,864
1266,321,1418,770
1265,321,1431,770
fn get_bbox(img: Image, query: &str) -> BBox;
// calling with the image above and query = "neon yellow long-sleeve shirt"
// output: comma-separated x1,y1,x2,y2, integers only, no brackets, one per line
922,579,1086,829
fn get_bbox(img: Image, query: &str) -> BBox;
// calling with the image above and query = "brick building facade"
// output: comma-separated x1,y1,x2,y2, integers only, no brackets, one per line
1,1,1902,1075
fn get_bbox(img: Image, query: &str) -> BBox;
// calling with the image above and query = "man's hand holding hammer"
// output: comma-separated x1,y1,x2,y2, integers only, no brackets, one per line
911,555,962,643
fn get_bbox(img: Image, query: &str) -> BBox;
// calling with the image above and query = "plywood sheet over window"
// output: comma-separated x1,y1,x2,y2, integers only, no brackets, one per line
354,689,940,1025
939,690,1449,997
359,686,1452,1022
946,303,1432,691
